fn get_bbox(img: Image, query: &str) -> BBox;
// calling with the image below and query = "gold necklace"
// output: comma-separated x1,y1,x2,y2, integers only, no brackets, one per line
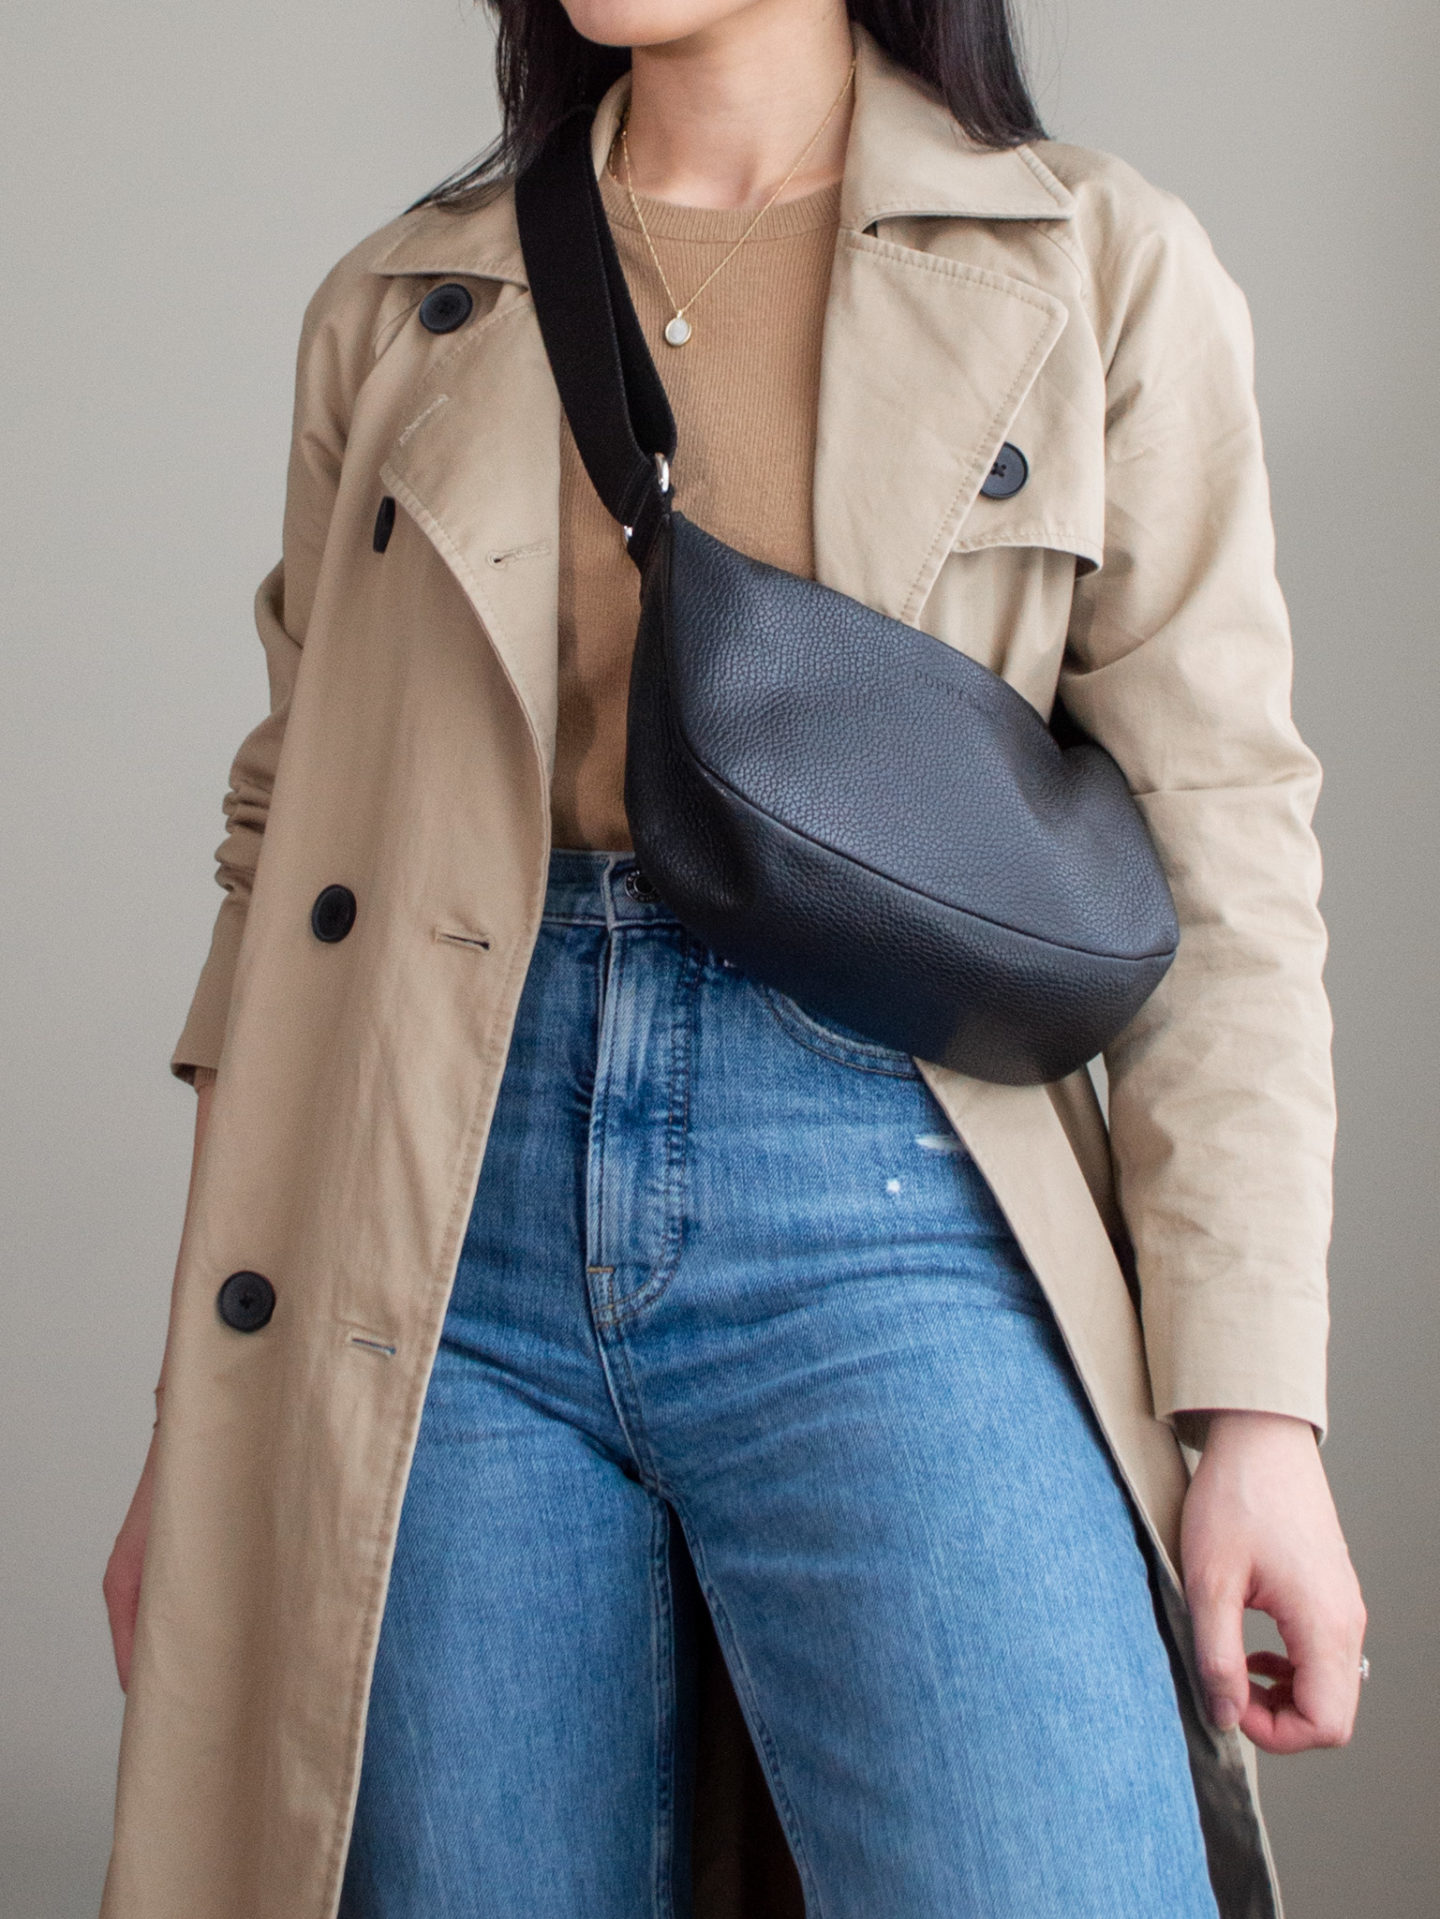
615,55,855,347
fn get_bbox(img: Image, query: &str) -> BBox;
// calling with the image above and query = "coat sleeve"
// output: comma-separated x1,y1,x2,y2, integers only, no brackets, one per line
1057,183,1334,1435
170,258,377,1083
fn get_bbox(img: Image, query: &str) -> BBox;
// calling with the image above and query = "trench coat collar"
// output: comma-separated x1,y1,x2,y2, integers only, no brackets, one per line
376,21,1075,751
368,21,1074,283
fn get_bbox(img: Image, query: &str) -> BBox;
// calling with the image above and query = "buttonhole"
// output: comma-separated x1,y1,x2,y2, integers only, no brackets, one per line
372,496,397,554
486,539,552,569
349,1334,397,1357
435,928,491,952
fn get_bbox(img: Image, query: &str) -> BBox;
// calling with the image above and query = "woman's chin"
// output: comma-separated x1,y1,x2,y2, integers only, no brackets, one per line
559,0,772,55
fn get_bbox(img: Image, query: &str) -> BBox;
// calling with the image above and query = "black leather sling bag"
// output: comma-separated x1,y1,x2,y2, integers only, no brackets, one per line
514,106,1179,1085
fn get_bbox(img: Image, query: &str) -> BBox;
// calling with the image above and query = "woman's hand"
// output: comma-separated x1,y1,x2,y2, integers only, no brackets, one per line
1180,1409,1367,1753
104,1428,158,1691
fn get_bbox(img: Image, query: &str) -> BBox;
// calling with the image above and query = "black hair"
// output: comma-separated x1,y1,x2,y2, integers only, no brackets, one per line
412,0,1045,211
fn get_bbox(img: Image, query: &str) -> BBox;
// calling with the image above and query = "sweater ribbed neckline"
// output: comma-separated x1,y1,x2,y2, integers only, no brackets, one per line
597,165,843,243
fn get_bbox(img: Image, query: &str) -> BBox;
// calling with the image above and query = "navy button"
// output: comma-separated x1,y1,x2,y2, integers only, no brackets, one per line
373,496,396,554
624,869,660,902
979,442,1029,500
418,283,473,334
217,1271,275,1333
311,884,357,944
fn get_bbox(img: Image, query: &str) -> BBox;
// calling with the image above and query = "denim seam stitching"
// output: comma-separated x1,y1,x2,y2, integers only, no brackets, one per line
603,854,623,934
648,1494,680,1919
602,1318,670,1498
752,980,920,1079
600,936,700,1323
585,929,626,1310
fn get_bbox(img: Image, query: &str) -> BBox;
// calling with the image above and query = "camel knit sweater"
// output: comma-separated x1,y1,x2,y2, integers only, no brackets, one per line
551,164,843,852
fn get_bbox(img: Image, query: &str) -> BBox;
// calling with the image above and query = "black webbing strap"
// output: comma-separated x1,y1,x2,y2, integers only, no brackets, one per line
514,106,677,567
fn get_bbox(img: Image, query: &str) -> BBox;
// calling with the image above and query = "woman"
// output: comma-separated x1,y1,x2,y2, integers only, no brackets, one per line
102,0,1366,1914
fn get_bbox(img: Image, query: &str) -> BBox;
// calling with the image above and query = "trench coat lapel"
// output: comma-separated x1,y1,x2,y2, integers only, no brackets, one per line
812,230,1070,623
375,21,1078,762
379,277,563,766
813,25,1075,620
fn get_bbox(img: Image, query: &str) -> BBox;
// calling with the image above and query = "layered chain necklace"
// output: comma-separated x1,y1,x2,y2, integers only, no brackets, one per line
613,55,856,347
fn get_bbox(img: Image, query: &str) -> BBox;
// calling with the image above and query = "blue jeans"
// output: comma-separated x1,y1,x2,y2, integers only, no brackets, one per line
340,851,1217,1919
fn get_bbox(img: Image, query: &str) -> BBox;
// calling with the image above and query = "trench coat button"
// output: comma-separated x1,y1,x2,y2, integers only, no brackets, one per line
372,496,396,554
217,1270,276,1333
310,884,357,944
624,869,660,902
418,283,473,334
979,442,1029,500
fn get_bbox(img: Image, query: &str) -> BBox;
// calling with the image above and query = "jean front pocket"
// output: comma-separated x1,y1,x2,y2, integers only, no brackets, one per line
753,981,920,1079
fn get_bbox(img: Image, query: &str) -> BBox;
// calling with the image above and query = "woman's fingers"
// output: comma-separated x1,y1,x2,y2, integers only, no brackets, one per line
1245,1650,1293,1681
1240,1653,1356,1755
1251,1591,1363,1752
1241,1504,1366,1753
1185,1568,1250,1732
1236,1614,1362,1754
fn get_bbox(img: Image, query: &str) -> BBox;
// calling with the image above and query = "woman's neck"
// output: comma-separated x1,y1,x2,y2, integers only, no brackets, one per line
620,3,855,210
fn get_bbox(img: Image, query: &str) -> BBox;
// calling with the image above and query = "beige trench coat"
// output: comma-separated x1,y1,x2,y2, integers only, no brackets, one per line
104,24,1333,1918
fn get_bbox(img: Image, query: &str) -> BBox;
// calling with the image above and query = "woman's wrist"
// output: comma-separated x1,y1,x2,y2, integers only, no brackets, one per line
1174,1407,1320,1454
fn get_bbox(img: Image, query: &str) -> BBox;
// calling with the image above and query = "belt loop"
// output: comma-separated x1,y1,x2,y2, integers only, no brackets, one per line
602,854,622,935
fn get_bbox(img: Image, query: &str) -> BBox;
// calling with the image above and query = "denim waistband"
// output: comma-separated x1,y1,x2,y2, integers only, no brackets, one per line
543,848,683,928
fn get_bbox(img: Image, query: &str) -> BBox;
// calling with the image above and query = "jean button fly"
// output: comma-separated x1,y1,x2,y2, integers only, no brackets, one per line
624,870,660,903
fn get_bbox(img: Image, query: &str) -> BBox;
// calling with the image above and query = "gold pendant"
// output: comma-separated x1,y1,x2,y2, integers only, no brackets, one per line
664,314,692,347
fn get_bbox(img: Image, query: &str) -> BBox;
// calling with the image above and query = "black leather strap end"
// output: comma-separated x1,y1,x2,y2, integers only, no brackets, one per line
624,486,672,572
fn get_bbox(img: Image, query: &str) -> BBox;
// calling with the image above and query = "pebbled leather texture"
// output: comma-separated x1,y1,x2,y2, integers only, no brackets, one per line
517,107,1179,1085
625,514,1179,1085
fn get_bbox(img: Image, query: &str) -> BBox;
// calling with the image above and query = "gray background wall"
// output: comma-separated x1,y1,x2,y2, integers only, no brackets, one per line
2,1,1435,1913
